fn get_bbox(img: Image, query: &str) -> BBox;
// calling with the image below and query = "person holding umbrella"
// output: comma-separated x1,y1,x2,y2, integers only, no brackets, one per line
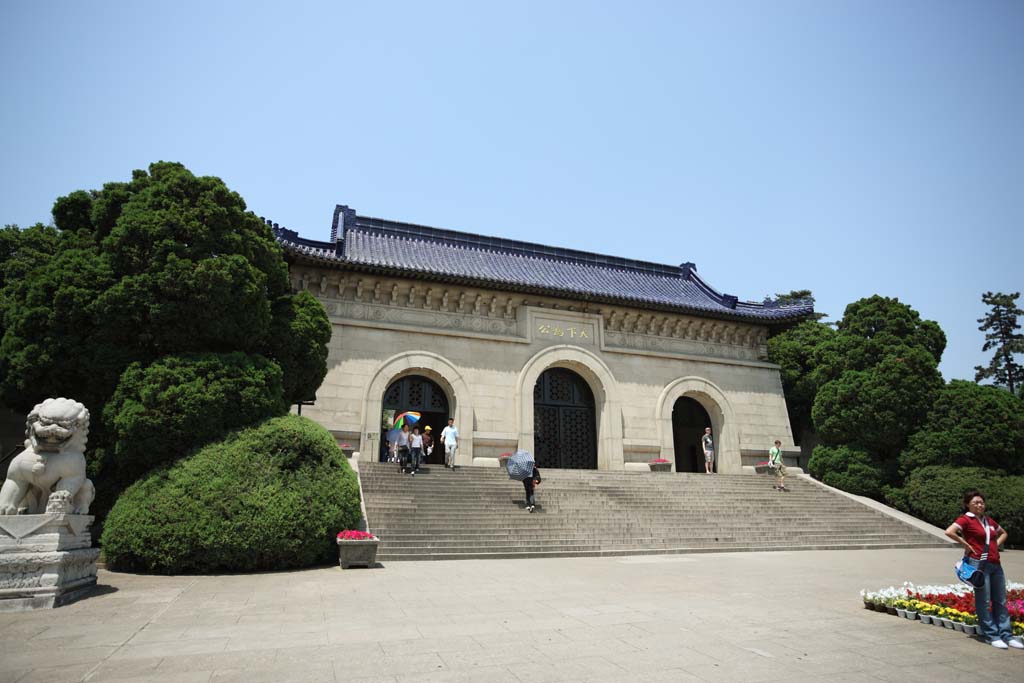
507,450,541,512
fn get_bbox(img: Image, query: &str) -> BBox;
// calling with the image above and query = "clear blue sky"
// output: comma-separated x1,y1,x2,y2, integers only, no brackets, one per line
2,1,1021,382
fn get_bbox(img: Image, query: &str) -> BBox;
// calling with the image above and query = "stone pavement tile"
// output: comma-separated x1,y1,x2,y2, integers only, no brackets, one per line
569,610,652,627
532,636,640,659
223,629,328,652
328,623,423,644
83,656,164,680
237,611,325,626
393,665,520,683
332,653,447,678
210,661,334,683
1,646,117,671
380,635,485,657
89,671,212,683
154,651,276,673
438,649,554,671
125,626,189,644
550,623,650,642
949,655,1024,683
7,663,95,683
502,615,587,633
108,638,230,661
273,644,383,665
33,625,139,648
498,655,626,683
872,662,988,683
0,671,27,683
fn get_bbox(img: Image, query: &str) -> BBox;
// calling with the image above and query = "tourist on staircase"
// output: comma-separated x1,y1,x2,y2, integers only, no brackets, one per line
769,440,788,491
441,417,459,469
409,426,423,476
702,427,715,474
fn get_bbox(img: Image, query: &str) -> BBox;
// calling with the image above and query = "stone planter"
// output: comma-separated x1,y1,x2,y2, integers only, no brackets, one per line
648,462,671,472
896,608,906,618
905,611,918,620
919,614,932,624
941,618,954,629
754,465,772,474
963,624,977,635
337,538,379,569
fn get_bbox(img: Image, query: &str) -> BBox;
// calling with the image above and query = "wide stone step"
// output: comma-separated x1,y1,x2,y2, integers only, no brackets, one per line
358,463,944,561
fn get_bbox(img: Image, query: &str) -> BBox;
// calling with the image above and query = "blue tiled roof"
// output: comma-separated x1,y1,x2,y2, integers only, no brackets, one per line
271,206,814,323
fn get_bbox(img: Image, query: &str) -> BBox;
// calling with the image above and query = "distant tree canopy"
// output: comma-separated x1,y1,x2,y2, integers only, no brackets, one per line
0,162,330,506
975,291,1024,395
767,319,835,444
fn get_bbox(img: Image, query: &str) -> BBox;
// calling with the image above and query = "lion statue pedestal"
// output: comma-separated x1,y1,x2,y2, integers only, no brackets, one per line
0,398,99,611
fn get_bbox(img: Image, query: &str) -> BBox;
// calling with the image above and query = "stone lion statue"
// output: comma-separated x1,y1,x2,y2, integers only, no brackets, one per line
0,398,95,515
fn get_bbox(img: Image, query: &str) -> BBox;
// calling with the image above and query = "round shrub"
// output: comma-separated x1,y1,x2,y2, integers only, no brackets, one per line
105,352,287,486
808,444,885,498
101,415,361,573
900,465,1024,545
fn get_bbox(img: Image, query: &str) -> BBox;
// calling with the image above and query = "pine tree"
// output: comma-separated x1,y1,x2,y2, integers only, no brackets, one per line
974,291,1024,394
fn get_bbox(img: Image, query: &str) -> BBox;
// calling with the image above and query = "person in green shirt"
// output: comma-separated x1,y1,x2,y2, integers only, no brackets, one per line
769,440,788,491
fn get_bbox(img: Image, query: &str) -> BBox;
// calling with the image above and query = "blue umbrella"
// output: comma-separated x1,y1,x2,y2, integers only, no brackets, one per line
506,450,535,481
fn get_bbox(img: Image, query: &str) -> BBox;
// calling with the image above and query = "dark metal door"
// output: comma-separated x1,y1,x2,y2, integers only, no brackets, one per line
533,368,597,469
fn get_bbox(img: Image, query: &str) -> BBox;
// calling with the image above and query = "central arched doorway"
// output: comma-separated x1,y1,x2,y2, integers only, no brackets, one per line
533,368,597,469
672,397,712,472
382,375,450,464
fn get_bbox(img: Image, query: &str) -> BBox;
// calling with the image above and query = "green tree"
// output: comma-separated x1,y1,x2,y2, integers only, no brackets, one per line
767,320,835,444
898,380,1024,475
807,296,945,496
0,162,330,493
764,289,828,321
974,291,1024,395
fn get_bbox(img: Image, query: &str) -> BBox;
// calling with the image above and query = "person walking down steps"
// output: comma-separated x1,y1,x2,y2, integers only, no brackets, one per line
440,417,459,469
769,440,788,491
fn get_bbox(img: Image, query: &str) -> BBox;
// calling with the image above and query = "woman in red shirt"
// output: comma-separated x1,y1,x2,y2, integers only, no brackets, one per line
944,489,1021,650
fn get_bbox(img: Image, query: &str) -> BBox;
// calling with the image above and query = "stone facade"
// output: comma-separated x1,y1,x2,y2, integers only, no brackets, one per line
290,268,796,474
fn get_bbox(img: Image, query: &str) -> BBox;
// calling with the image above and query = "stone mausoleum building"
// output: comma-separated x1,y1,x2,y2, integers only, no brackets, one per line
272,205,813,474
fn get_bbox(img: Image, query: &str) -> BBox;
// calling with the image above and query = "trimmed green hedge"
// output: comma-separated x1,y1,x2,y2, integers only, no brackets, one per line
101,415,361,574
897,465,1024,545
808,444,885,498
105,352,287,485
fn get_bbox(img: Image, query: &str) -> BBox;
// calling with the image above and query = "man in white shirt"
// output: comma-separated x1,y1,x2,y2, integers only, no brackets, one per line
440,418,459,469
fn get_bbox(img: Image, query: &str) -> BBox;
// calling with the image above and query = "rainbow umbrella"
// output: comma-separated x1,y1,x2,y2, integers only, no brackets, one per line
393,411,421,429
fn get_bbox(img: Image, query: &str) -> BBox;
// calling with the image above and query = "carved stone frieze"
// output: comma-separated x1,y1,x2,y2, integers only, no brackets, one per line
330,301,519,337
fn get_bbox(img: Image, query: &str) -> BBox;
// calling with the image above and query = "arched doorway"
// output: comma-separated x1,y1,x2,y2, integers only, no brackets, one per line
533,368,597,469
382,375,450,465
672,397,712,472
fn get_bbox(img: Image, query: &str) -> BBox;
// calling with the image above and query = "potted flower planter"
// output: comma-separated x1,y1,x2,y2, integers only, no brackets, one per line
336,531,379,569
919,614,932,624
941,618,954,629
649,461,671,472
498,454,511,471
905,611,917,620
896,608,906,618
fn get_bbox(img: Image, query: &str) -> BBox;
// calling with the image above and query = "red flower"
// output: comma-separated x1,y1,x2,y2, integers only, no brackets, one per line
337,530,377,541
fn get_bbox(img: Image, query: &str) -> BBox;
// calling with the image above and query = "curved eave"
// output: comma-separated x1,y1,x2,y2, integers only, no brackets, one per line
282,249,814,326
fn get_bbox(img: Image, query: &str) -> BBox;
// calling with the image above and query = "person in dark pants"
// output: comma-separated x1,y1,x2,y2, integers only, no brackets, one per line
523,466,541,513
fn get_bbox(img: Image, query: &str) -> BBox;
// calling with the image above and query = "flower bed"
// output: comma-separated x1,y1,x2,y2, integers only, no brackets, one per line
336,529,379,569
648,458,671,472
860,582,1024,636
337,530,376,541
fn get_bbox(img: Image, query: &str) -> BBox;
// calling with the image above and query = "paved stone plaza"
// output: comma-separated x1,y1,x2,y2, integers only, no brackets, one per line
1,548,1020,683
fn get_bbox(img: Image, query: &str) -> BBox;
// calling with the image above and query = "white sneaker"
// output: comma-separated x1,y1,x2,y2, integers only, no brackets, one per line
991,640,1008,649
1007,639,1024,649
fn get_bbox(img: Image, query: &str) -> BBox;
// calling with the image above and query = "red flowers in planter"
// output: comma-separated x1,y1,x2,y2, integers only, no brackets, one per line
649,458,670,464
337,530,377,541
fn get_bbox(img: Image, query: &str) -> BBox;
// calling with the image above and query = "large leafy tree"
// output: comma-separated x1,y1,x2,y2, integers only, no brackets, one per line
974,291,1024,395
0,162,330,494
808,296,945,497
767,319,835,445
898,380,1024,475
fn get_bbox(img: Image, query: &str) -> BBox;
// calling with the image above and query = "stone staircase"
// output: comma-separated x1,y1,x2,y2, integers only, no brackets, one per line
358,462,948,561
